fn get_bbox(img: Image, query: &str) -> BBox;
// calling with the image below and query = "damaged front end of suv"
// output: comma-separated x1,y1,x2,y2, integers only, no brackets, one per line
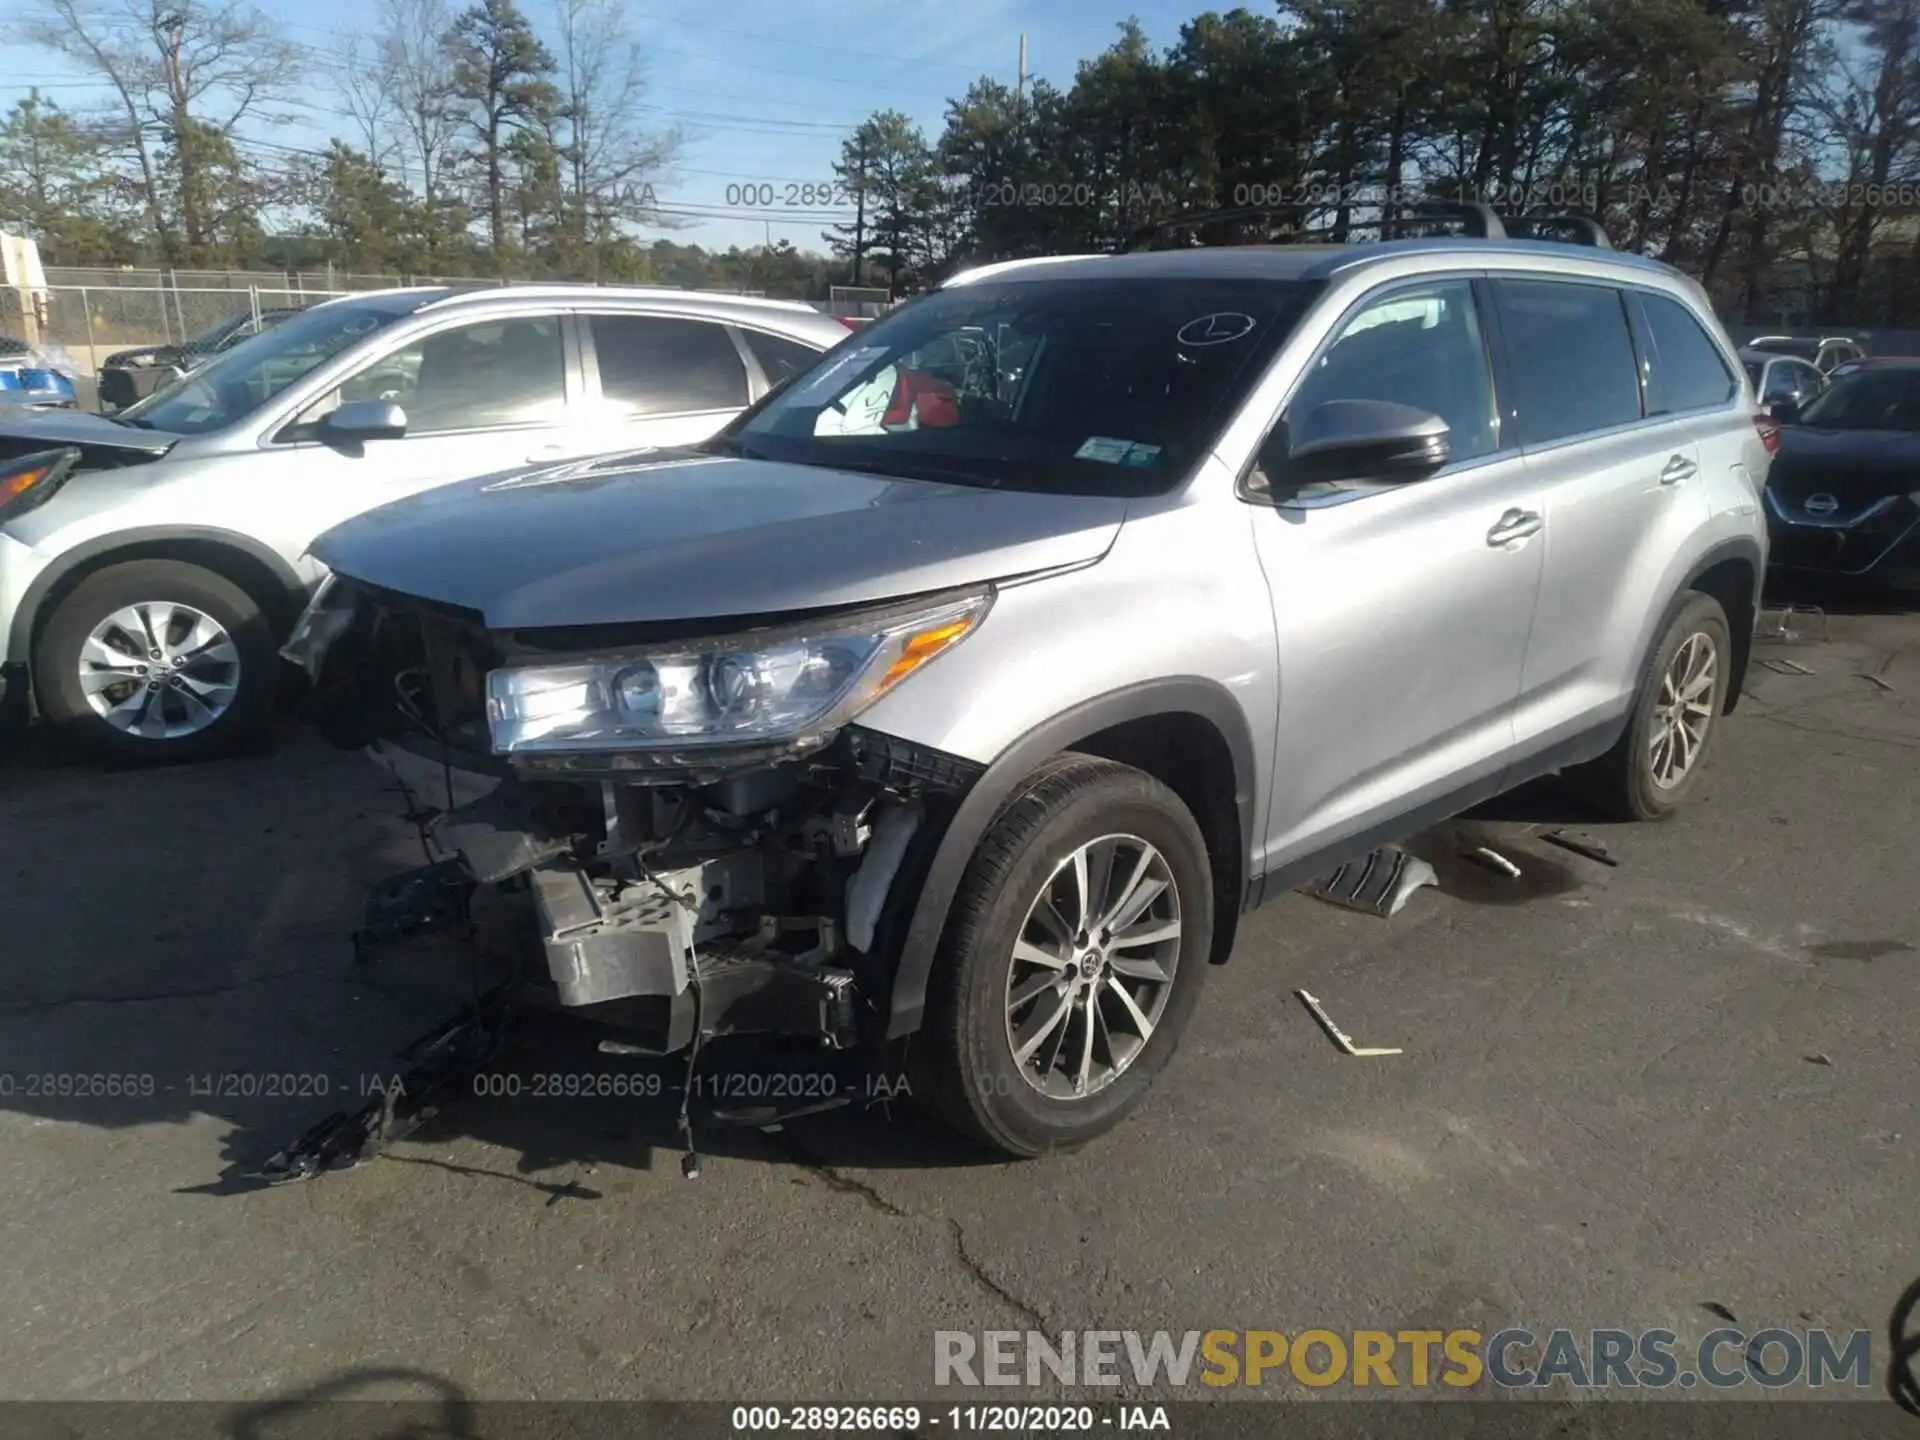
287,572,992,1058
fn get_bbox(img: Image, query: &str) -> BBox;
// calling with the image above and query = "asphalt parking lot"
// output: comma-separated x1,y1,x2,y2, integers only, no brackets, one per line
0,605,1915,1413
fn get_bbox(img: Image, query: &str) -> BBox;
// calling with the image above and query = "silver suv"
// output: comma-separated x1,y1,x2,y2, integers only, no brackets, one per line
0,286,849,759
291,230,1770,1157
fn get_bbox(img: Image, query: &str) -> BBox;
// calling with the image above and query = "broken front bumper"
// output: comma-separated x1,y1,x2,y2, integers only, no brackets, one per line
360,722,972,1056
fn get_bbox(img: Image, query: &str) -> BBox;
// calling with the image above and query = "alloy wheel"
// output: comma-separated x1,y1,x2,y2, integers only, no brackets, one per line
1648,630,1717,789
77,600,243,740
1004,833,1182,1100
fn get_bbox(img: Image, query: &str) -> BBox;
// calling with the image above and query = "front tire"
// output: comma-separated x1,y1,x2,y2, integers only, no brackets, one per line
1570,591,1731,821
913,754,1213,1158
33,559,278,763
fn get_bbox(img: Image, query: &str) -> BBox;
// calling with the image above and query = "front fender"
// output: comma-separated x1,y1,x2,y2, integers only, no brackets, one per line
872,677,1259,1040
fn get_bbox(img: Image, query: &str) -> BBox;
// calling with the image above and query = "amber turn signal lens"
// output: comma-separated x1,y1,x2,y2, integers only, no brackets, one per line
876,616,979,694
0,463,52,504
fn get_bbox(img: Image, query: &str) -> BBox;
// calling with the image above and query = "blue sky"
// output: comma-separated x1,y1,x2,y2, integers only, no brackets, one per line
6,0,1204,255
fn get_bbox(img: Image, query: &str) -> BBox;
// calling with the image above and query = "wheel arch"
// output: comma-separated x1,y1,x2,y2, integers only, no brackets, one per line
878,679,1259,1041
15,528,309,679
1678,537,1762,713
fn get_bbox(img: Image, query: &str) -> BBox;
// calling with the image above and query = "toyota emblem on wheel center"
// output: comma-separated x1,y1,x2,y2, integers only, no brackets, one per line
1803,493,1839,517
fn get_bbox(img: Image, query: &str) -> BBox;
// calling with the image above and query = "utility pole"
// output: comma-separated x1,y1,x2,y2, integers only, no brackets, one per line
851,139,867,287
1017,33,1027,110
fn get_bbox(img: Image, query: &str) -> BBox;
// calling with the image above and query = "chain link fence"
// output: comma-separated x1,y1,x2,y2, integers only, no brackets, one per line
3,284,345,355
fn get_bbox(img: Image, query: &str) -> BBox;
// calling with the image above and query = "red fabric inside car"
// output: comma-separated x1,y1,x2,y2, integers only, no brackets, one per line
881,367,960,428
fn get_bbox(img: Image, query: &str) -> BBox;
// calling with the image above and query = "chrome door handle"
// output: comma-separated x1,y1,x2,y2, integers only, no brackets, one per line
1659,454,1698,485
1487,508,1543,546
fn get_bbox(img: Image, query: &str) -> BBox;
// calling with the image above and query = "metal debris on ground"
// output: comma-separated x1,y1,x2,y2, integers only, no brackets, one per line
1465,845,1523,879
1862,672,1896,692
1759,657,1815,676
1806,1053,1834,1067
1756,605,1827,644
1296,989,1403,1057
255,981,517,1183
1300,845,1439,917
1540,830,1619,867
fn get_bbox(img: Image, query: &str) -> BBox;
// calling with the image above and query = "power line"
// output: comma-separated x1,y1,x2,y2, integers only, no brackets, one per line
269,9,998,79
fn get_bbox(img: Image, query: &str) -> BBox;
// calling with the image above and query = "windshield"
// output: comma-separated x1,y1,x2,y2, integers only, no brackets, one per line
1796,368,1920,431
117,301,411,435
723,276,1320,495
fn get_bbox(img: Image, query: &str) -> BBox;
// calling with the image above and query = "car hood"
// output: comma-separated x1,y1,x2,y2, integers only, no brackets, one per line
312,449,1130,630
1770,426,1920,504
0,407,178,459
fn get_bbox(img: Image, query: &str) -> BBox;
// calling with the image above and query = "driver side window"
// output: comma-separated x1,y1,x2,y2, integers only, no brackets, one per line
1256,280,1498,494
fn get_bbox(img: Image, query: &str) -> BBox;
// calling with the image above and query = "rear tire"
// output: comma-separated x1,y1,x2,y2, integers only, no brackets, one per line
33,559,278,764
911,753,1212,1158
1568,591,1730,821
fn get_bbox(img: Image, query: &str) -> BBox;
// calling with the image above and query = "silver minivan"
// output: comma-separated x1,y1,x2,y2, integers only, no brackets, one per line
0,285,850,759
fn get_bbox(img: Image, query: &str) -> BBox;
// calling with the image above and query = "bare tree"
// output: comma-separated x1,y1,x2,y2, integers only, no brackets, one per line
24,0,298,261
335,36,401,175
550,0,682,240
376,0,463,236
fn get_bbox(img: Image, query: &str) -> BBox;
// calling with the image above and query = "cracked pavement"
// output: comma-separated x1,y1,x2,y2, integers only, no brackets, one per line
0,607,1914,1406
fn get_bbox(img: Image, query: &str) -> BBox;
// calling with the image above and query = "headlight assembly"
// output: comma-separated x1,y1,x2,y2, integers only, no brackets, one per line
485,589,992,758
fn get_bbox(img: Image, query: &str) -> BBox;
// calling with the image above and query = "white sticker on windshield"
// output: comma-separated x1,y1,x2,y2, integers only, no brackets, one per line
791,345,890,403
1075,435,1138,464
1177,312,1256,346
1120,443,1161,467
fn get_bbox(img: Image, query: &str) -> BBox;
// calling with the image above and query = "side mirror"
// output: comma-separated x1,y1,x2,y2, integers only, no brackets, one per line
1769,399,1801,425
1286,399,1451,485
325,400,408,442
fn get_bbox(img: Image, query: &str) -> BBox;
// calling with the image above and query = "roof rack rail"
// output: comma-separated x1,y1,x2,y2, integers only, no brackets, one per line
1498,212,1613,249
1115,200,1508,254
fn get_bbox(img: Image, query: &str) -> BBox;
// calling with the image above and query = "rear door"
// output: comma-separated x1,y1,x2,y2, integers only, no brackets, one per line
577,312,757,453
1495,277,1710,759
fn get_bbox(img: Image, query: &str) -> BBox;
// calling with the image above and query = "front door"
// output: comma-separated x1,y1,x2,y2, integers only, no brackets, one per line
247,313,587,581
1249,277,1545,869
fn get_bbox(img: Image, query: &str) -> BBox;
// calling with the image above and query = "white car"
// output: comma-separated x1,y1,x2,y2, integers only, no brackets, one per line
0,285,851,760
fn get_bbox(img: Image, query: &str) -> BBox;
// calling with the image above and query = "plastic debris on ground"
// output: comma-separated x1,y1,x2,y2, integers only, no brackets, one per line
1759,657,1815,675
1296,990,1403,1057
1756,605,1828,644
1300,844,1438,917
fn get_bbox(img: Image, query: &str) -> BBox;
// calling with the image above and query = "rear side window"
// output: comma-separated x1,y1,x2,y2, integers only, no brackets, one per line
1641,293,1736,412
740,328,825,386
589,315,749,415
1494,279,1643,446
